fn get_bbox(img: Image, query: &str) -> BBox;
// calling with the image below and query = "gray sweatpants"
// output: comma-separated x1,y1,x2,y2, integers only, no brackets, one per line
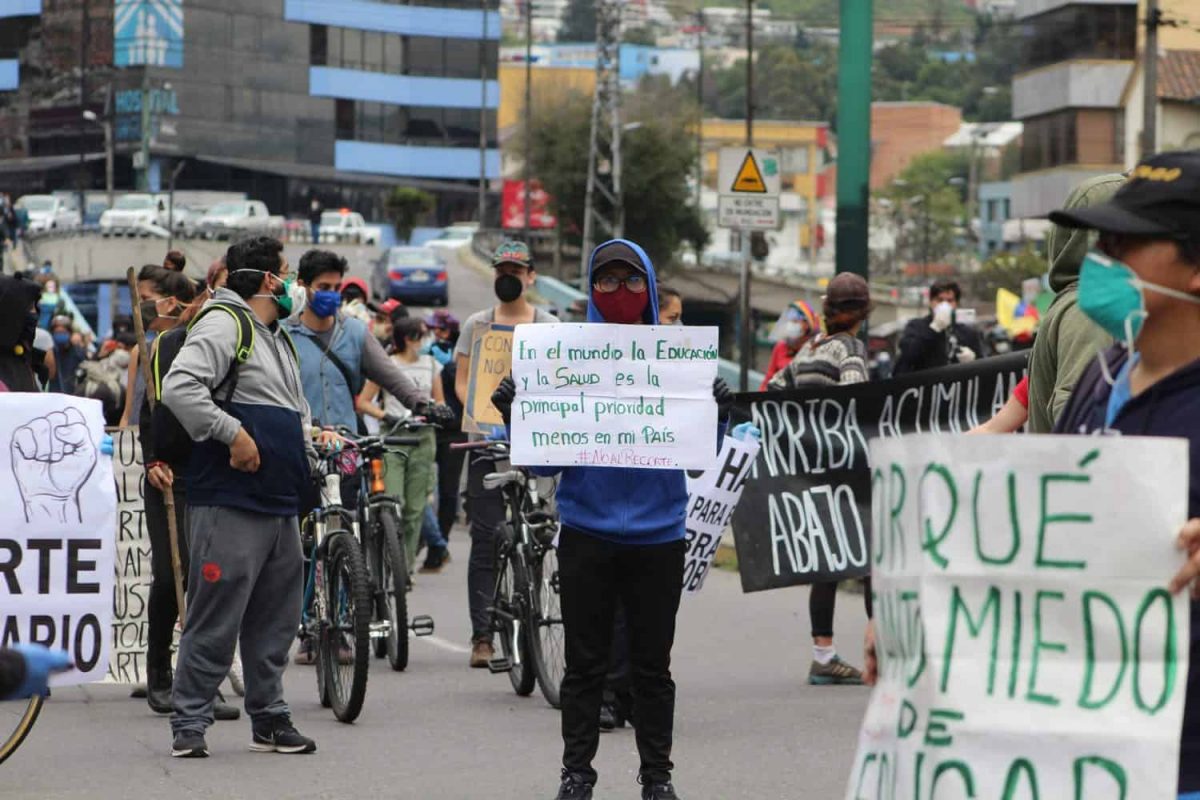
171,505,303,735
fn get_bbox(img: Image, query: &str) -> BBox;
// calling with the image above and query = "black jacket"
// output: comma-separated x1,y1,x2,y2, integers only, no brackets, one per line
0,649,26,700
893,313,984,375
1056,347,1200,792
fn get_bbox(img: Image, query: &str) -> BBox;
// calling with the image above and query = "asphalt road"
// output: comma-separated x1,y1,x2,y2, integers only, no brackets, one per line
9,237,872,799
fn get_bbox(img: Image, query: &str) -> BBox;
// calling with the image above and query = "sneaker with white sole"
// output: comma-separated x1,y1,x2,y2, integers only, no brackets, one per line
171,730,209,758
249,714,317,754
807,656,864,685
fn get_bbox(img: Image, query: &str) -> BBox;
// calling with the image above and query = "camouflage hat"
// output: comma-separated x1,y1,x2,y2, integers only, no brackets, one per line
491,240,533,269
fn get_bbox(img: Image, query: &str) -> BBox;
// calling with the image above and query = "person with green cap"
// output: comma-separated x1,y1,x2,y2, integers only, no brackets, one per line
1025,172,1124,432
454,240,558,667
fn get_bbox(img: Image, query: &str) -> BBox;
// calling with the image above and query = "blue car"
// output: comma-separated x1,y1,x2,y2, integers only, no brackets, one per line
374,246,448,306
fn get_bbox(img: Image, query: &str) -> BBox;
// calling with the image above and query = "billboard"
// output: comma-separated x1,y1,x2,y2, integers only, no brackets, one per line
114,0,183,68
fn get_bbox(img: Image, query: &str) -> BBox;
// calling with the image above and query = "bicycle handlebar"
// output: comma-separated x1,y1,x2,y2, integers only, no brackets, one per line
449,440,509,451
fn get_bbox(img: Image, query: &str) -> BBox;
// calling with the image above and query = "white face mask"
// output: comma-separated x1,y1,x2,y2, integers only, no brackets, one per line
784,321,804,340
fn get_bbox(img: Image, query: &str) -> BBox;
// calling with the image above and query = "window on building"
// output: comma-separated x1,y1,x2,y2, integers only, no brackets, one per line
1020,5,1136,72
407,37,445,76
384,35,404,73
363,31,384,72
310,24,327,66
341,29,364,71
336,98,355,139
1021,108,1119,172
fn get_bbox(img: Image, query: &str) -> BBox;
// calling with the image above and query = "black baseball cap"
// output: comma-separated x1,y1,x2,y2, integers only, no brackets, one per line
1049,150,1200,238
591,242,646,275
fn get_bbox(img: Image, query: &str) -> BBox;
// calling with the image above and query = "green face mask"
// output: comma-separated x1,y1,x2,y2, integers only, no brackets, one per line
274,274,295,317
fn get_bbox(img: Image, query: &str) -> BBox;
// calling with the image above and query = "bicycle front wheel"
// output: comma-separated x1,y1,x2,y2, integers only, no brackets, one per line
322,534,372,723
377,506,409,671
495,528,535,696
528,544,566,709
0,696,43,765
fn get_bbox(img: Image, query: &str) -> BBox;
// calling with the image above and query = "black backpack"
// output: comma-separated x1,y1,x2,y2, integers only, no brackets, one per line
148,302,258,466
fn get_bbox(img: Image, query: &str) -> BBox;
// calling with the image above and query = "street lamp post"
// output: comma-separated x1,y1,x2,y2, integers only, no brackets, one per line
167,161,186,252
82,109,112,209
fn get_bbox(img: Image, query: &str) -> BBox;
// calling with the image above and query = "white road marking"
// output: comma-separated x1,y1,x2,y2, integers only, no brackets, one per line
418,634,472,655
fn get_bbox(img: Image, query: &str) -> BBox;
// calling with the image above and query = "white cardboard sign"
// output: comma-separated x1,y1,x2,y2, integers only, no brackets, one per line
683,435,760,593
0,396,116,686
104,426,152,684
846,434,1190,800
510,323,720,470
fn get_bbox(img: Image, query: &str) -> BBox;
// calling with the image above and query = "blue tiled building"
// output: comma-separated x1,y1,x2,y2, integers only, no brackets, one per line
0,0,499,221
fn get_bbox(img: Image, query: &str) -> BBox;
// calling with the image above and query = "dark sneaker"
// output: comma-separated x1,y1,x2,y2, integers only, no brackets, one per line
807,656,864,686
146,665,172,714
640,777,680,800
171,730,209,758
249,715,317,754
418,547,449,574
469,639,494,669
293,637,316,666
554,770,594,799
598,702,625,731
214,691,241,721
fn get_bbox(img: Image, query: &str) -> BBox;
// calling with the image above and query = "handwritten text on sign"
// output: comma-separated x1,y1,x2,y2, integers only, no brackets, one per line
510,324,720,470
463,323,512,437
683,435,760,593
845,434,1190,800
104,427,152,685
0,396,115,686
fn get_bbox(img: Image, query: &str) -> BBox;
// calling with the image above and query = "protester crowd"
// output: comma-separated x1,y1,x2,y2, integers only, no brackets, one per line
1,148,1199,800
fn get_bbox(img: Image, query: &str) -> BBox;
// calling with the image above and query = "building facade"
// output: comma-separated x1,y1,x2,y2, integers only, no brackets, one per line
0,0,499,221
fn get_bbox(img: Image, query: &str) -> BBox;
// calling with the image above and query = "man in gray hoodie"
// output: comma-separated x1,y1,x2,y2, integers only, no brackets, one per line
162,236,319,758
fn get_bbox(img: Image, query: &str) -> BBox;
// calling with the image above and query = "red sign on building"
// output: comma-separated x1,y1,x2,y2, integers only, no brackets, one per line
501,180,557,230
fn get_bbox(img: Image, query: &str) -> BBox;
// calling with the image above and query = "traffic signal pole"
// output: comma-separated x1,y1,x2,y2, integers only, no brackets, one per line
835,0,872,281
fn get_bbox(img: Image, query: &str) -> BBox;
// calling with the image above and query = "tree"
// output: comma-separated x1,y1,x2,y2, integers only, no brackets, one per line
623,27,656,46
386,187,435,244
558,0,595,42
969,246,1046,298
520,79,706,268
875,151,968,269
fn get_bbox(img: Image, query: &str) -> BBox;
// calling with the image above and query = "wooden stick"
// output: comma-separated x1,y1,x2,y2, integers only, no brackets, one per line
126,267,187,629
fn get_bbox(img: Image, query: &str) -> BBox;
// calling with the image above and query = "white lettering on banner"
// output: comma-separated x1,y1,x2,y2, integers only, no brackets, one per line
683,436,760,593
844,434,1190,800
510,324,720,470
103,427,151,685
0,396,115,687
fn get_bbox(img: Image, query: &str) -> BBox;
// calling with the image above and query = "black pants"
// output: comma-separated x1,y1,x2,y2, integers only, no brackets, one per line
809,578,873,640
603,602,632,715
558,526,685,786
436,431,467,541
466,452,505,642
145,477,189,674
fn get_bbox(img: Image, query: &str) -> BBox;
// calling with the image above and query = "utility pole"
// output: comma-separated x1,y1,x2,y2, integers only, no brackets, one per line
166,161,185,252
694,9,704,211
835,0,873,281
1141,0,1160,160
580,0,623,282
523,0,533,241
478,0,489,225
138,68,151,191
737,0,754,391
77,0,90,218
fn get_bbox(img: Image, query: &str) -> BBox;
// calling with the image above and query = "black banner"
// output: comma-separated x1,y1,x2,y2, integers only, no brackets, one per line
730,352,1028,593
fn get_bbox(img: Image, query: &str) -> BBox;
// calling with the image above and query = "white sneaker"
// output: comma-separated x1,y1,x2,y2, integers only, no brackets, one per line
228,646,246,697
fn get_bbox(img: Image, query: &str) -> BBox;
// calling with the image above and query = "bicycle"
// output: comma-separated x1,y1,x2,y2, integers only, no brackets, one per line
452,440,565,708
346,426,436,673
300,445,376,723
0,696,43,765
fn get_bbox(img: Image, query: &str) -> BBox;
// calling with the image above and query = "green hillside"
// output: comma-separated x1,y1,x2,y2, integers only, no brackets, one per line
701,0,974,26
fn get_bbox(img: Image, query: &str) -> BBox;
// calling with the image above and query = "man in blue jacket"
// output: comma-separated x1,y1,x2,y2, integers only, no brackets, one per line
1046,150,1200,799
494,239,733,800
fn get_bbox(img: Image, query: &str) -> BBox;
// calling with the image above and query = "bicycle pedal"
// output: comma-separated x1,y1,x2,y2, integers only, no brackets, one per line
368,620,393,639
410,615,435,637
487,657,513,674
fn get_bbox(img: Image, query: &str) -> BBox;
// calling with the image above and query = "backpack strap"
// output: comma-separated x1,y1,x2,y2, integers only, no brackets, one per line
186,301,257,406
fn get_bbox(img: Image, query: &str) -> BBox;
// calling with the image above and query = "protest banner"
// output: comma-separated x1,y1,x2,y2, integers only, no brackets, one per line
510,323,720,470
463,323,513,437
683,435,760,594
731,352,1026,593
0,396,115,687
846,433,1189,800
104,426,151,684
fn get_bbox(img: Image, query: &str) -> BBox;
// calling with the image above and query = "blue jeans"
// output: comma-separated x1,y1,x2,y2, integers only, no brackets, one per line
1180,793,1200,799
421,501,447,550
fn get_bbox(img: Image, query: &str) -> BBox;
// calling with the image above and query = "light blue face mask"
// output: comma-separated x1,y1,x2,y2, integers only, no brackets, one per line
1078,251,1200,346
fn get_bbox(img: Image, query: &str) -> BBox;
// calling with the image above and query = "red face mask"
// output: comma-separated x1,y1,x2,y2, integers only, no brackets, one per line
593,286,649,324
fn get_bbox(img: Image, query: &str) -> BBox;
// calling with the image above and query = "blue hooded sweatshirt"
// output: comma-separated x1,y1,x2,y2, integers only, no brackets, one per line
530,239,723,546
1055,345,1200,793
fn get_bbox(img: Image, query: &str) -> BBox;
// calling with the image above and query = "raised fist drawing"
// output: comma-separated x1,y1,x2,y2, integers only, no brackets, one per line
11,407,98,524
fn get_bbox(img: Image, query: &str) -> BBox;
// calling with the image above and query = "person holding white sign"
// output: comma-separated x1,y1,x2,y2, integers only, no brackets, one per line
492,239,733,800
1045,149,1200,799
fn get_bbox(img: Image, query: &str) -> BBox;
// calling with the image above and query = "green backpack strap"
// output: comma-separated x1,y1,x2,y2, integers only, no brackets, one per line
186,301,257,403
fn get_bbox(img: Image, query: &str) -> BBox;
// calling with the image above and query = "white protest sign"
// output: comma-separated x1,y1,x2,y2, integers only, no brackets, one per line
846,434,1190,800
510,323,720,470
683,435,760,593
0,396,116,686
105,426,152,684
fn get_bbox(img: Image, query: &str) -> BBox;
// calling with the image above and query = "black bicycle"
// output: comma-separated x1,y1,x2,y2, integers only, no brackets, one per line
0,696,42,765
347,427,436,673
453,440,565,708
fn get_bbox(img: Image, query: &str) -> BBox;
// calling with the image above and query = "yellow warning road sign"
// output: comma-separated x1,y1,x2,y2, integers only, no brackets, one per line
731,152,767,193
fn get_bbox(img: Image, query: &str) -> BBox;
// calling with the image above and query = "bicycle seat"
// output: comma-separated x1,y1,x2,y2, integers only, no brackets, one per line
483,470,523,490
